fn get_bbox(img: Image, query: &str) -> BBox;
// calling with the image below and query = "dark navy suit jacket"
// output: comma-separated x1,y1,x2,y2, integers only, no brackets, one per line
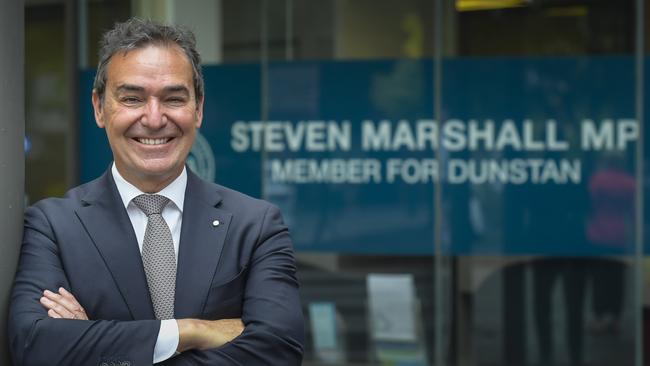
8,168,304,366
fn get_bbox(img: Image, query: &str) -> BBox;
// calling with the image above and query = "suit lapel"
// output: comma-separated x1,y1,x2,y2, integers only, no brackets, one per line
174,171,232,318
75,170,155,319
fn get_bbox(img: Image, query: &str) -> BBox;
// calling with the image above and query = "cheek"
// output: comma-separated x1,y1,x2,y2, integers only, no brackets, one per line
172,112,200,130
106,110,139,134
105,121,126,138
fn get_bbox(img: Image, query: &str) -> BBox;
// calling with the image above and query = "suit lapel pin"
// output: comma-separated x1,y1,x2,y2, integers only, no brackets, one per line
212,220,220,227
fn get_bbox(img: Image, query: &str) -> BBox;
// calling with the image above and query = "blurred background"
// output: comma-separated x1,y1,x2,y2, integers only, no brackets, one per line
23,0,650,365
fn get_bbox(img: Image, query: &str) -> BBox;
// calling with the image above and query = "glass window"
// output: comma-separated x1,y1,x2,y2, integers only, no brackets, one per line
445,1,640,365
25,2,67,203
61,1,647,365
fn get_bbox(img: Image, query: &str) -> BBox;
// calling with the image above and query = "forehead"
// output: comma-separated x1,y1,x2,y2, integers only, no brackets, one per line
105,44,193,89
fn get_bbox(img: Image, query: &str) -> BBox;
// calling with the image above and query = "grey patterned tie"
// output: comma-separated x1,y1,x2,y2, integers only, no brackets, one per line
132,194,176,319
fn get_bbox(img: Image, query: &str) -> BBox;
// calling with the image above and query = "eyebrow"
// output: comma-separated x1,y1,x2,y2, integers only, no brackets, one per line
163,85,190,95
114,84,190,95
115,84,145,94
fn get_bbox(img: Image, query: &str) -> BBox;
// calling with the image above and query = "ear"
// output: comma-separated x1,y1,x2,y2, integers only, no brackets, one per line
195,95,204,129
92,90,106,128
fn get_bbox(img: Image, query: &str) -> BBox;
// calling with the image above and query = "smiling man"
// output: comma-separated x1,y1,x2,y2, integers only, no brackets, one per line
9,18,304,366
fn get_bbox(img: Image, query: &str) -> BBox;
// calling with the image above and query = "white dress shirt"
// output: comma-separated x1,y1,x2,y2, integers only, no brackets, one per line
111,163,182,363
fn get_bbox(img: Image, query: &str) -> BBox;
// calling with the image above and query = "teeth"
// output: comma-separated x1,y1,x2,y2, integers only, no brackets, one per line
138,138,169,145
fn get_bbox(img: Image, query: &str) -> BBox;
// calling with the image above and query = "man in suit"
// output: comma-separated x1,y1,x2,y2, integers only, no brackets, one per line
9,18,304,365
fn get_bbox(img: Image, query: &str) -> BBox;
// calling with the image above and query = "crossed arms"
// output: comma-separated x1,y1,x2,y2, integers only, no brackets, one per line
40,287,244,355
9,203,304,366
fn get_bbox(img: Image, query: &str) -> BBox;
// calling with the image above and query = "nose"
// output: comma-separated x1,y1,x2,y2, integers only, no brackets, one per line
140,98,166,129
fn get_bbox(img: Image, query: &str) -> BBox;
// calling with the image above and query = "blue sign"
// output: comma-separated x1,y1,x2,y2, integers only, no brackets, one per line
80,57,644,256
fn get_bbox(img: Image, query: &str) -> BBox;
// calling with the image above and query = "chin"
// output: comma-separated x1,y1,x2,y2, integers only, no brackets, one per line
137,161,183,179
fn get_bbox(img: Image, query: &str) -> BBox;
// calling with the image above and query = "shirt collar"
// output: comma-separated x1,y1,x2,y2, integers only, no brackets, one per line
111,163,187,212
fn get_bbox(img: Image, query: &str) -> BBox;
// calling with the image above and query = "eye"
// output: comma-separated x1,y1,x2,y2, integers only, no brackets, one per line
120,96,142,105
166,97,187,105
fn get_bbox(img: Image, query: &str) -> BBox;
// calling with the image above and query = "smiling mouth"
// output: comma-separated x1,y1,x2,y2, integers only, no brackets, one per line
135,137,173,146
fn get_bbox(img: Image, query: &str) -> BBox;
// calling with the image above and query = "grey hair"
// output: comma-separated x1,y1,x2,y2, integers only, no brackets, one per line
93,17,204,103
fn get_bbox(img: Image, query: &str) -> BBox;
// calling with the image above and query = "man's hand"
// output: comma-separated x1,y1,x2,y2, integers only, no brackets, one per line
40,287,89,320
176,318,245,352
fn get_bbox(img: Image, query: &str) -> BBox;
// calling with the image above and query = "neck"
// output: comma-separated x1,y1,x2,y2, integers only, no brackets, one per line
134,176,177,193
115,164,183,193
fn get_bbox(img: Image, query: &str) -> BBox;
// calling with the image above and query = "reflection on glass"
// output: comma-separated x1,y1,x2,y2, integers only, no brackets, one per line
64,0,646,365
26,4,68,203
448,2,638,366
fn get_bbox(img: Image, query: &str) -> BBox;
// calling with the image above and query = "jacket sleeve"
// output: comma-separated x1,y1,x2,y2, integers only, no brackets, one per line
161,204,304,366
8,205,161,366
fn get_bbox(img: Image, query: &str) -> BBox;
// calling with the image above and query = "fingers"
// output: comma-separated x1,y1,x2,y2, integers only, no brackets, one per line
40,295,73,319
41,288,88,320
210,318,244,345
177,318,246,351
226,318,245,339
40,287,89,320
220,318,245,336
47,309,62,318
58,287,88,317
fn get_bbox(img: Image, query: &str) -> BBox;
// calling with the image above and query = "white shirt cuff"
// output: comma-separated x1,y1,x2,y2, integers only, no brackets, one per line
153,319,180,363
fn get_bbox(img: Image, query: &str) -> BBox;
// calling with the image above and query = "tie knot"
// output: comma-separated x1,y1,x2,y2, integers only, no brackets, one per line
132,194,170,216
